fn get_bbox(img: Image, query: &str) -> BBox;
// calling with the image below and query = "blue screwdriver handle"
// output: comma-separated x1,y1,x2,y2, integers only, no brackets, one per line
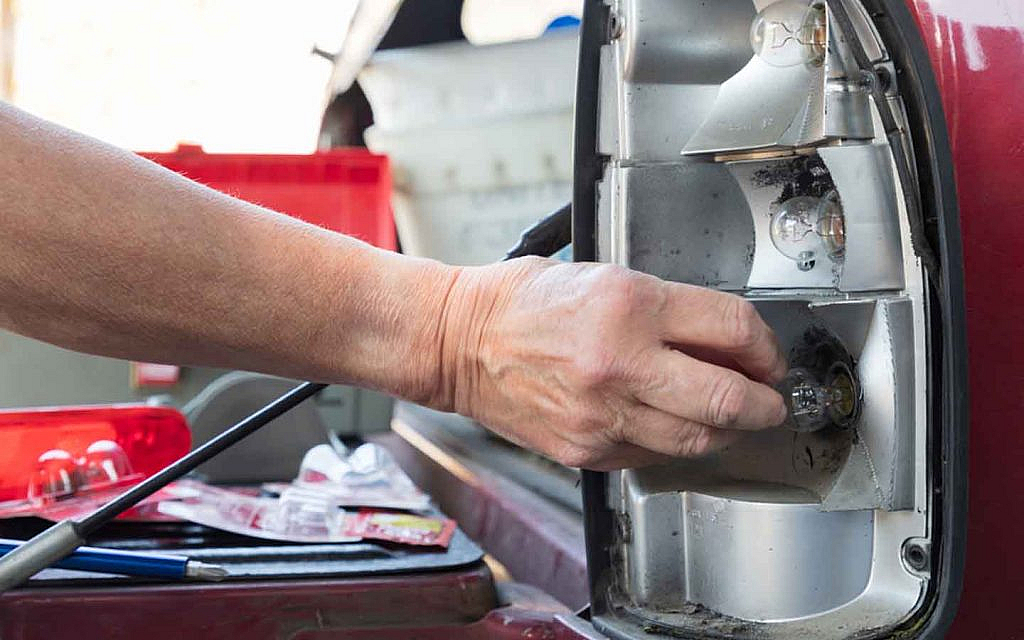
0,538,188,579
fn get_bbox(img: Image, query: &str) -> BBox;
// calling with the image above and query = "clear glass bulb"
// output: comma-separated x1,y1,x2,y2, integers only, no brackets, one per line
80,440,133,485
777,363,858,432
750,1,827,68
27,449,78,504
769,190,845,270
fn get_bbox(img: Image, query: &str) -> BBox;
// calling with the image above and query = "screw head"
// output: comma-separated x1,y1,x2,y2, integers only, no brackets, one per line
902,539,931,573
608,12,624,40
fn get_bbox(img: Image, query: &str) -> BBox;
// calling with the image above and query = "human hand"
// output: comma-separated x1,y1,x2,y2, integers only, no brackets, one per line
429,257,788,471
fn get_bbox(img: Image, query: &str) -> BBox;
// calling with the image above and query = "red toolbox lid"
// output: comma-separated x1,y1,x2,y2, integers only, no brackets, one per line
140,144,395,251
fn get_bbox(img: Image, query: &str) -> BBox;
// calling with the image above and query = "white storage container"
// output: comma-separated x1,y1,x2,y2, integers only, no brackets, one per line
358,32,578,132
392,182,570,265
359,30,578,265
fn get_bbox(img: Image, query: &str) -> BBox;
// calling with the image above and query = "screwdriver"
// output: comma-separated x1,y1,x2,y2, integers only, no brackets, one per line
0,538,226,581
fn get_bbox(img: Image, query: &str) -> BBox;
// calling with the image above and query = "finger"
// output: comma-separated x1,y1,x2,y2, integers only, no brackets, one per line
549,438,672,471
633,348,788,430
676,344,779,387
579,443,674,471
621,405,744,458
658,283,787,384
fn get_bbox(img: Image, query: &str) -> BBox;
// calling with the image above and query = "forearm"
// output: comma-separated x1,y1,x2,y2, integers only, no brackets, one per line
0,102,457,401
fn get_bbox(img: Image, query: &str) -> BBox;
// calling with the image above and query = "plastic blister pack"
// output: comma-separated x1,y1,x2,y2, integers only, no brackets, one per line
343,510,457,548
158,445,455,547
283,444,431,511
159,481,359,543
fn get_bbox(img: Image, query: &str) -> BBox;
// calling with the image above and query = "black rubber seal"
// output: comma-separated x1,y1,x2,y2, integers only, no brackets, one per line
571,0,614,614
572,0,608,266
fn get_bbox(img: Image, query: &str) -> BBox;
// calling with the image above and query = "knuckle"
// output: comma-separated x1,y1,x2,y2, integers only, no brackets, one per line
573,350,618,388
708,371,748,427
505,255,554,283
673,424,714,457
726,298,763,350
518,255,547,266
687,427,716,457
592,265,644,314
612,273,641,306
565,413,593,435
554,444,598,469
590,262,627,283
663,421,712,456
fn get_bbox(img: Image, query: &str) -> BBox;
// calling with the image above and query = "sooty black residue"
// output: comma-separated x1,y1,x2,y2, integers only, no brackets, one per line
751,155,835,205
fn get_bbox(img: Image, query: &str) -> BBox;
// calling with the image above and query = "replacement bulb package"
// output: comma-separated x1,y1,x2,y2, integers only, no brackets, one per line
158,480,360,543
266,444,431,511
342,510,457,548
159,480,456,548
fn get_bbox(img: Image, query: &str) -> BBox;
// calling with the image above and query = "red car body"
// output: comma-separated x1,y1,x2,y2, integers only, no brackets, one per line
911,1,1024,637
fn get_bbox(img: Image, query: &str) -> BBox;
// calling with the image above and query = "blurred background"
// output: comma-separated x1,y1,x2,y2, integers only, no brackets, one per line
0,0,579,152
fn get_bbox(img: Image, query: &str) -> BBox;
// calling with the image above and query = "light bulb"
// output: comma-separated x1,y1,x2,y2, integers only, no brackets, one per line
769,189,845,270
750,1,827,68
80,440,133,485
777,363,858,432
27,449,78,504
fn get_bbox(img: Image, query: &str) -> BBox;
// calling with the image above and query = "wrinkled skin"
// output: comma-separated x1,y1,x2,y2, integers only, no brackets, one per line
432,257,789,470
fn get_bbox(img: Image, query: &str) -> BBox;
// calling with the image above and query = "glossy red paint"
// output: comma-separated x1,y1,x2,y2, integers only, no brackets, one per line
907,1,1024,637
291,583,588,640
0,567,499,640
0,568,600,640
292,608,587,640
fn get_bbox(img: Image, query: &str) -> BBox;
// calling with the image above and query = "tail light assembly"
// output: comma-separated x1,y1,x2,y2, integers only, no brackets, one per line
573,0,967,637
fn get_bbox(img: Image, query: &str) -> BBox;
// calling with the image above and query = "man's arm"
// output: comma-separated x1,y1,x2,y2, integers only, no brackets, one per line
0,102,787,470
0,102,452,404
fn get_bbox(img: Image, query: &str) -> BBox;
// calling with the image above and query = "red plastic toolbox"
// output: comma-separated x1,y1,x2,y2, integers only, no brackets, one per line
139,144,395,251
